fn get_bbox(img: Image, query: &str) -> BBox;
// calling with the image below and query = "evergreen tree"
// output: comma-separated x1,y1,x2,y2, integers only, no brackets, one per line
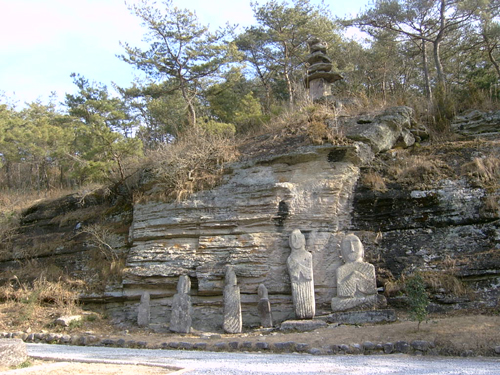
236,0,341,105
120,0,237,126
65,74,142,184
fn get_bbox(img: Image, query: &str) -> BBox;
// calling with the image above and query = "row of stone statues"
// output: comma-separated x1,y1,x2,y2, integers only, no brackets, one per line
287,229,380,317
223,266,274,333
138,231,381,333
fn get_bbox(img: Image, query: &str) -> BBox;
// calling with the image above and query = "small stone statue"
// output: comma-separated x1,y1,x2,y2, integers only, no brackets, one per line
287,229,315,319
137,291,150,328
331,234,383,312
223,266,242,333
170,275,193,333
305,37,343,101
257,284,273,328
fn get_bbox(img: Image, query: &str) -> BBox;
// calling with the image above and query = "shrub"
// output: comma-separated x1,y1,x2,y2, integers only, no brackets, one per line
405,273,429,331
461,156,500,189
143,127,239,202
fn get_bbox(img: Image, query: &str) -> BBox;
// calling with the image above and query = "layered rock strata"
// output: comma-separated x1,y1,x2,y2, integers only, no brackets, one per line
122,144,364,329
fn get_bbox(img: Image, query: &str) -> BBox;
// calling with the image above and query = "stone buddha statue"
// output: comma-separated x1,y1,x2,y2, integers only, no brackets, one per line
331,234,382,312
223,266,242,333
287,229,315,319
170,275,193,333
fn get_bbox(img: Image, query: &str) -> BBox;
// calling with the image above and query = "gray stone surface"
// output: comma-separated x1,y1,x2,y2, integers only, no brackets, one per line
273,342,296,352
344,106,416,153
451,109,500,136
395,341,410,353
169,275,193,334
223,266,242,334
331,234,384,312
280,319,328,332
255,342,269,350
55,315,82,327
0,338,27,367
411,340,431,352
287,229,315,319
257,284,273,328
327,309,397,324
137,291,150,328
124,144,362,330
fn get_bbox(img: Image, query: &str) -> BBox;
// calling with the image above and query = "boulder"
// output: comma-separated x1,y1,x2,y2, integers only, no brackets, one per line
327,309,397,325
55,315,82,327
0,339,27,367
280,319,328,332
344,106,416,153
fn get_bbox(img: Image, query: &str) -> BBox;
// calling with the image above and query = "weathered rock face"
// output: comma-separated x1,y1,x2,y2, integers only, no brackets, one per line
451,109,500,137
4,105,498,331
352,178,500,310
122,145,362,329
343,106,418,153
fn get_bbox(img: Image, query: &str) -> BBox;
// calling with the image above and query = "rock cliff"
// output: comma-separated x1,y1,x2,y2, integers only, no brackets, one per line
3,106,499,331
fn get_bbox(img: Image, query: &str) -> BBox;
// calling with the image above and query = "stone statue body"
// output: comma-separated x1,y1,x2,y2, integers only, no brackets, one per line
331,234,379,312
223,266,242,333
257,284,273,328
137,291,150,328
170,275,193,333
286,229,315,319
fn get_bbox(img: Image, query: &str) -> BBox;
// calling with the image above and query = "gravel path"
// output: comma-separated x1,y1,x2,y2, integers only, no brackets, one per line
27,343,500,375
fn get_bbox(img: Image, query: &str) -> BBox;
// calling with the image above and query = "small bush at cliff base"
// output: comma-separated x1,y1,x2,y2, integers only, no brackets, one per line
406,273,429,331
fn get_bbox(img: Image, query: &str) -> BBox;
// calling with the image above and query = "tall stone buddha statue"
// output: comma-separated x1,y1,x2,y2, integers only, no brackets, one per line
287,229,315,319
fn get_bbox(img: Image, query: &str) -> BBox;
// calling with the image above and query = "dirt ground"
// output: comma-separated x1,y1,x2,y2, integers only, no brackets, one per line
106,313,500,354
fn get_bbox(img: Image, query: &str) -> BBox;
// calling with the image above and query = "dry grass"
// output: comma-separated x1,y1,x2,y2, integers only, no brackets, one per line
384,270,469,299
461,155,500,189
389,155,455,188
361,171,388,192
260,101,351,146
138,127,239,203
419,271,469,296
0,277,79,330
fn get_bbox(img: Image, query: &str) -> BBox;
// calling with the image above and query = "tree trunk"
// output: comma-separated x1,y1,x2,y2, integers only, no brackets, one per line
433,0,447,90
5,161,12,190
422,40,432,100
283,47,294,104
488,45,500,79
484,31,500,79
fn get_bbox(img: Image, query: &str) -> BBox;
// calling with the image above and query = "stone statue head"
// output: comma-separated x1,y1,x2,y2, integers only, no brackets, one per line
177,275,191,294
289,229,306,251
225,265,237,286
340,234,364,263
258,284,268,299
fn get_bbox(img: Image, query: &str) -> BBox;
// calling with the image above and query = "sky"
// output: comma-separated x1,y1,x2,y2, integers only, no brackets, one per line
0,0,369,108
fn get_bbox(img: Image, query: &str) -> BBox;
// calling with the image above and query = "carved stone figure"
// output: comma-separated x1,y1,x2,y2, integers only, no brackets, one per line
223,266,242,333
331,234,382,312
170,275,193,333
137,291,150,328
305,37,343,101
287,229,315,319
257,284,273,328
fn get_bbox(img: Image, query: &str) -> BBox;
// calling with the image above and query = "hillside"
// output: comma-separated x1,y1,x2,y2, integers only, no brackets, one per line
0,103,499,357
